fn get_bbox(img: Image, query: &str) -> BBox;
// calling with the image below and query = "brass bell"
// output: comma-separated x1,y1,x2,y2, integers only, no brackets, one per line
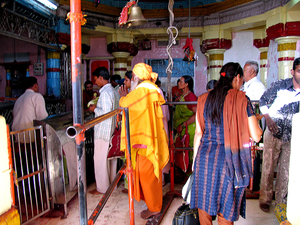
127,5,147,27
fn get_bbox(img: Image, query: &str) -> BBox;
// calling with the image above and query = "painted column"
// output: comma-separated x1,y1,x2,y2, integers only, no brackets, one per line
107,31,138,78
127,56,134,71
275,36,300,80
5,69,11,97
266,21,300,80
253,29,269,87
46,51,61,97
112,52,130,77
201,26,232,82
259,47,268,87
207,49,226,81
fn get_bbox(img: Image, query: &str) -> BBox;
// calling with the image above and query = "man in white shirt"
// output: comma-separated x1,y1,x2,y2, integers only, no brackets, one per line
243,60,266,101
12,76,48,143
89,67,120,194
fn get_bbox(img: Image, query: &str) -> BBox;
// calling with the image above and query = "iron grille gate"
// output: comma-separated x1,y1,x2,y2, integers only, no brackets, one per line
10,125,50,224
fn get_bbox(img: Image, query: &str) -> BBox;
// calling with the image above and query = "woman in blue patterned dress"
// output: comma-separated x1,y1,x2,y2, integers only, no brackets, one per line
191,62,263,224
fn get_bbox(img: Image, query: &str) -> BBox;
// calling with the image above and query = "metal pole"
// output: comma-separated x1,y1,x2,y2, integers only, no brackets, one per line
87,165,126,225
66,108,121,138
70,0,87,224
124,108,135,225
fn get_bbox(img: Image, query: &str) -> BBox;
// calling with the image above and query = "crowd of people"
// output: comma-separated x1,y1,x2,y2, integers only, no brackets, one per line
11,57,300,224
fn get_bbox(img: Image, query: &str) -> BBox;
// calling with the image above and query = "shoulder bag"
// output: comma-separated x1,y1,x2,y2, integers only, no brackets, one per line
172,173,200,225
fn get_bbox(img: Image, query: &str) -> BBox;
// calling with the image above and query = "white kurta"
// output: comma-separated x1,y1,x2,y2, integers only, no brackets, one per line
12,89,48,143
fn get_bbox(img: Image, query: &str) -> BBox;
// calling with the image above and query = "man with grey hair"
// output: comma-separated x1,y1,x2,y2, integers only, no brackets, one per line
243,60,266,101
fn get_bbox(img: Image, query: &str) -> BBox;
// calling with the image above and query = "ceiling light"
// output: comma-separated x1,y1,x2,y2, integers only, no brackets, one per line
35,0,57,10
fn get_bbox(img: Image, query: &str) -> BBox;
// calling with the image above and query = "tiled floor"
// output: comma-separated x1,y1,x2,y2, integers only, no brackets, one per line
28,182,279,225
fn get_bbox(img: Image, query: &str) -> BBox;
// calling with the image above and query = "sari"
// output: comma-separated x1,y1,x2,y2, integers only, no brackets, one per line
173,92,197,147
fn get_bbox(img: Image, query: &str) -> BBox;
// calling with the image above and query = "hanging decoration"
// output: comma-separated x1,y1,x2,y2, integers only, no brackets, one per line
182,0,196,62
118,1,136,27
182,37,195,62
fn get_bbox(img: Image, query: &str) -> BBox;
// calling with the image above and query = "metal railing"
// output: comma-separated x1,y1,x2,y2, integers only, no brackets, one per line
10,126,50,224
66,107,135,225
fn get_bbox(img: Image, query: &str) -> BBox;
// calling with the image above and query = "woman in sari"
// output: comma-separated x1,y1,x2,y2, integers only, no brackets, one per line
191,62,263,224
173,75,197,171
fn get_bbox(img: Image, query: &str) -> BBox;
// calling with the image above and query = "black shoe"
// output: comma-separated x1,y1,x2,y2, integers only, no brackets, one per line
259,203,269,212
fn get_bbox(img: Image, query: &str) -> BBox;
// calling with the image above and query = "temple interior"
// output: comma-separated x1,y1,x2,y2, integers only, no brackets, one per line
0,0,300,224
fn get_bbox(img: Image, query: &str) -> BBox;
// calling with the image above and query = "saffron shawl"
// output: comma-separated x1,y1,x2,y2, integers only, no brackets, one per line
197,89,252,188
119,81,169,179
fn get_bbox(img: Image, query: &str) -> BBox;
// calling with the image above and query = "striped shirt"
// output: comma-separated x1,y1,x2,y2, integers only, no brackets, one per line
94,83,120,142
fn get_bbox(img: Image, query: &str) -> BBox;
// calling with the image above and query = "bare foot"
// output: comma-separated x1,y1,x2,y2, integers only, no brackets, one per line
121,189,128,194
88,189,102,195
140,209,160,219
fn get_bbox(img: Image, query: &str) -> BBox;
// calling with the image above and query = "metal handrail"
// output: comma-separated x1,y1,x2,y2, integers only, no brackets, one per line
66,108,121,138
66,107,135,225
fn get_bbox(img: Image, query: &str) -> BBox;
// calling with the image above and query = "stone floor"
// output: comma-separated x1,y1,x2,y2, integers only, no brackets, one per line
27,182,279,225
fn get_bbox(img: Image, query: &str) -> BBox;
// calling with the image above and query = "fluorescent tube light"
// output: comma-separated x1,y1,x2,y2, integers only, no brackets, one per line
36,0,57,10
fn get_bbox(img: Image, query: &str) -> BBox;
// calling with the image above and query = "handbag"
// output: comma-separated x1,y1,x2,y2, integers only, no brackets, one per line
107,122,124,159
175,122,190,172
172,173,200,225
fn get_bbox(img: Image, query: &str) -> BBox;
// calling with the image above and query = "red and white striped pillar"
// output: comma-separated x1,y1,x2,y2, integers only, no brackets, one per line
275,36,300,80
207,49,226,81
259,47,268,87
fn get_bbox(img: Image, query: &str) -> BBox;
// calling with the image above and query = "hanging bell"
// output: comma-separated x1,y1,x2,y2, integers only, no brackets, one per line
127,5,147,27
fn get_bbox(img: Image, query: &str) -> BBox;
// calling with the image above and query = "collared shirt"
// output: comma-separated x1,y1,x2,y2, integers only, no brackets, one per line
94,83,120,142
243,76,266,101
260,78,300,142
12,89,48,143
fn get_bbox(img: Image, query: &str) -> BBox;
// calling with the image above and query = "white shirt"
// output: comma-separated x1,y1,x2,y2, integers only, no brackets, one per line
12,89,48,143
243,76,266,101
94,83,120,142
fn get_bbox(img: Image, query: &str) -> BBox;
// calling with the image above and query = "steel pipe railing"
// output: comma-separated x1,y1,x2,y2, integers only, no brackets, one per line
66,107,135,225
66,108,121,139
88,164,126,225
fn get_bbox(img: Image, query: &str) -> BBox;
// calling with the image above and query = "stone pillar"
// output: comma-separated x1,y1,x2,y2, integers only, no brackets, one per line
275,36,300,80
111,52,130,77
207,49,226,81
127,56,134,71
107,31,138,78
253,29,269,87
201,27,232,82
266,21,300,80
259,47,268,87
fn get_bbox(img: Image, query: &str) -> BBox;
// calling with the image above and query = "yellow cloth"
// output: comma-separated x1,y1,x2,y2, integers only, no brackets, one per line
119,80,169,179
133,63,158,82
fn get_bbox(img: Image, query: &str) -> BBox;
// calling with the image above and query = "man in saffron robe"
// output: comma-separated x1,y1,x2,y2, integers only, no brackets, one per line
119,63,169,219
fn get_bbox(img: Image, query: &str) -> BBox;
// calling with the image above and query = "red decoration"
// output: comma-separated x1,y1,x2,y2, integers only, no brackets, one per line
118,1,136,27
221,72,226,77
182,37,195,61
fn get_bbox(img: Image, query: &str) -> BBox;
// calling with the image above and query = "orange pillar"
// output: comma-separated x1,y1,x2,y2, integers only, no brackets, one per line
69,0,87,224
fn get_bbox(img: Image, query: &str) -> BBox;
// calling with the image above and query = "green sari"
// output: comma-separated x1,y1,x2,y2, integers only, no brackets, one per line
173,96,196,148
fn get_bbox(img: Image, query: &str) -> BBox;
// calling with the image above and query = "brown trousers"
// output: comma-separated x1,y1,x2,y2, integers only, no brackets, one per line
259,129,291,206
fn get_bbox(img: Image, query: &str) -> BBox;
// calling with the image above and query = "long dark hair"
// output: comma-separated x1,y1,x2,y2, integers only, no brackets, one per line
182,75,194,93
205,62,243,126
125,71,132,80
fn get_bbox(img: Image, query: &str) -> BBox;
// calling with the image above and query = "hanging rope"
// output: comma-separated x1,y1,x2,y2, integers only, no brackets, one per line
166,26,178,75
166,0,177,75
